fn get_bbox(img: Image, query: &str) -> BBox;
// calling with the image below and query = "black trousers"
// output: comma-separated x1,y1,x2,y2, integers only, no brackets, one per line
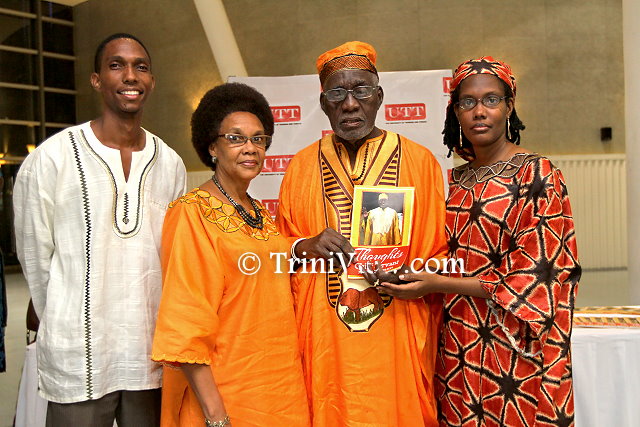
46,388,161,427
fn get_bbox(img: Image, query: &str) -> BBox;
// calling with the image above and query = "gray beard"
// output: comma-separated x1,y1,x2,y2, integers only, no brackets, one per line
335,122,375,143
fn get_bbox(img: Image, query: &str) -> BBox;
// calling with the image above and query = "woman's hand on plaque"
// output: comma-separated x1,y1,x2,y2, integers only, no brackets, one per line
361,262,409,286
375,270,444,299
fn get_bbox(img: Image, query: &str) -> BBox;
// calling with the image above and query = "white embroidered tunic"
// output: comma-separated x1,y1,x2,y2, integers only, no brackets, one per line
13,122,187,403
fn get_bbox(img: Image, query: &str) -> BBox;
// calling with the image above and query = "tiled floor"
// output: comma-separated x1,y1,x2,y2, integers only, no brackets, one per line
0,267,632,423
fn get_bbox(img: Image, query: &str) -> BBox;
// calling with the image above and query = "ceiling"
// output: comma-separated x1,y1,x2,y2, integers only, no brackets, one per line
49,0,89,6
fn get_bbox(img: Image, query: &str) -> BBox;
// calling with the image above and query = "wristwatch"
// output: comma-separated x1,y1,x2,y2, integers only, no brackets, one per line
204,415,230,427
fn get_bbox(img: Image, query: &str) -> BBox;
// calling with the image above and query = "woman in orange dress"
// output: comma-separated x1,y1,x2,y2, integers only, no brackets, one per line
152,83,309,427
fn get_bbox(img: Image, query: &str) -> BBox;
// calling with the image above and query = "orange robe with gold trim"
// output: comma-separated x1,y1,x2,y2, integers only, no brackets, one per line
152,189,310,427
276,131,448,426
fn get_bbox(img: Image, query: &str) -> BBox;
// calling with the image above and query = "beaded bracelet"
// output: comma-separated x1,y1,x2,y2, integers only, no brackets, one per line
204,415,230,427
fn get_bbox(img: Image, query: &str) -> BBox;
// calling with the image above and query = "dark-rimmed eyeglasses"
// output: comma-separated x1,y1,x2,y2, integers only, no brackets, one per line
456,95,508,111
322,85,379,102
216,133,272,149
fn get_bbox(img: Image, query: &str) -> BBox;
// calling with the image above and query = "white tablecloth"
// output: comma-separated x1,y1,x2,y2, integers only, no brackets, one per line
14,342,118,426
15,342,46,427
572,327,640,427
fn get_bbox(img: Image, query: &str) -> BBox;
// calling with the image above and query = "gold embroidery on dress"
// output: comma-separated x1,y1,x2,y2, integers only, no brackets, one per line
171,189,279,241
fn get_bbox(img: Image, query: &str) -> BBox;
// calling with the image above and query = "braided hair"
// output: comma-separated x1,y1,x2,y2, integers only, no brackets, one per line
442,80,525,161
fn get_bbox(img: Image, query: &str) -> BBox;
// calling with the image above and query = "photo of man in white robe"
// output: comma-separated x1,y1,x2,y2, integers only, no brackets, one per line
362,193,402,246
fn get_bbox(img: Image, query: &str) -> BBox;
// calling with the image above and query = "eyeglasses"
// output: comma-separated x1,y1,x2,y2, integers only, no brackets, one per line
322,85,379,102
216,133,272,149
456,95,508,111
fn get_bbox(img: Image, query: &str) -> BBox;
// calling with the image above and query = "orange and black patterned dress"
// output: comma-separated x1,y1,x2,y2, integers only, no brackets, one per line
436,153,581,426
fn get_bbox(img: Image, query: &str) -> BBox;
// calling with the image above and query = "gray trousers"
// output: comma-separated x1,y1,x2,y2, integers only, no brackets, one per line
46,388,161,427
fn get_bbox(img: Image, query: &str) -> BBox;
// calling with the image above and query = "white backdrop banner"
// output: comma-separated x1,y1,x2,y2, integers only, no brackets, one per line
228,70,453,215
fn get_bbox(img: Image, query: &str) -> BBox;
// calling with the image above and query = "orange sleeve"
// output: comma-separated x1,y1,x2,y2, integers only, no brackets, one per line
152,201,224,365
403,138,448,266
399,139,448,375
275,143,329,241
427,157,449,261
276,155,306,239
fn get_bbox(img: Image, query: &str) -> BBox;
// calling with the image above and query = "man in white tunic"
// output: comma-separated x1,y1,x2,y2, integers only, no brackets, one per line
363,193,402,246
13,33,186,426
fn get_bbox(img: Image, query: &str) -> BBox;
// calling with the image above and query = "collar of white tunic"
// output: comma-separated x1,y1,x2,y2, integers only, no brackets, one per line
79,121,159,238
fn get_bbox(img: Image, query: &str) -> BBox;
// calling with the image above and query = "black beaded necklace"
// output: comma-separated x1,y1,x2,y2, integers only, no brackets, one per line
336,141,370,182
211,174,263,229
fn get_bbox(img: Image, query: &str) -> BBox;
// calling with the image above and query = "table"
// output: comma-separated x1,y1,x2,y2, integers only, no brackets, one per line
572,327,640,426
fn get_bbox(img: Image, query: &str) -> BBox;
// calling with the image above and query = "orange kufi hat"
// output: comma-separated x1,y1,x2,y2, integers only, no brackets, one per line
316,41,377,87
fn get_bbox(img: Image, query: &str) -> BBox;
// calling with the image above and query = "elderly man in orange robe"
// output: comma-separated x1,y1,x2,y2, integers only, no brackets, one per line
276,41,448,426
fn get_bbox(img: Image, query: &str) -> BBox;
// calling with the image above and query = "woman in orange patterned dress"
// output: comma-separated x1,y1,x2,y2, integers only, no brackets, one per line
152,83,309,427
365,57,580,426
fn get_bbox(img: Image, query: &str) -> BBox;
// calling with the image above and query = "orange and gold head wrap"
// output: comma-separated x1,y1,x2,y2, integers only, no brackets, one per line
316,41,377,87
450,56,516,98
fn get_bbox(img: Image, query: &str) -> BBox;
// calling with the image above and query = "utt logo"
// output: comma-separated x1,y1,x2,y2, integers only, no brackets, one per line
443,77,452,94
261,199,279,217
271,106,301,123
385,103,426,121
262,155,294,174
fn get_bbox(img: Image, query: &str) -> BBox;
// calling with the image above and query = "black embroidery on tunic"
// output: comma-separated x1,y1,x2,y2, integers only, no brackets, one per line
79,130,159,238
69,130,94,400
123,193,130,224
